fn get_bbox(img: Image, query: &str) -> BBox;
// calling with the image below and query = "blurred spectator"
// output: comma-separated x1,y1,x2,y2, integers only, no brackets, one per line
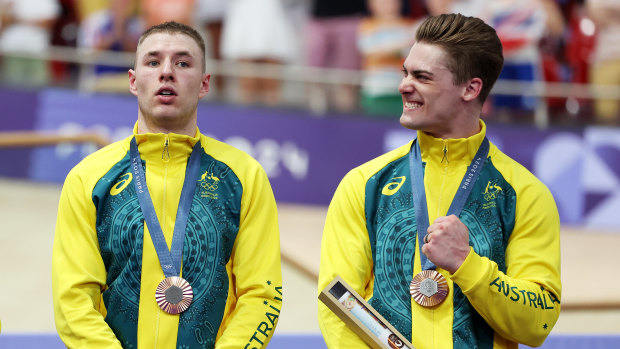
403,0,429,19
586,0,620,124
79,0,138,53
194,0,229,95
538,0,571,116
140,0,194,29
0,0,61,87
485,0,560,118
564,0,595,86
221,0,297,105
560,0,595,119
305,0,367,113
77,0,141,91
49,0,80,84
75,0,108,23
357,0,414,117
426,0,484,16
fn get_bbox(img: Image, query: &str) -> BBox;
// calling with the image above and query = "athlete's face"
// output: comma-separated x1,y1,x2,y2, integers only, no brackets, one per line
129,32,210,134
398,42,469,138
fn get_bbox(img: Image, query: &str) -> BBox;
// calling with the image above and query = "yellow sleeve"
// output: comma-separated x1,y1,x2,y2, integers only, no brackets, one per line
451,179,561,347
52,168,123,348
215,164,282,349
318,169,373,349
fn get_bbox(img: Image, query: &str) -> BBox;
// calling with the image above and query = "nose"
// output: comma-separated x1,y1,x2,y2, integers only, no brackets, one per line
398,77,413,95
159,60,174,82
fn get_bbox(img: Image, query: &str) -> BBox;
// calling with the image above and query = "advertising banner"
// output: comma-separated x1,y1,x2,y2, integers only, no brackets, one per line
0,87,39,178
2,87,620,228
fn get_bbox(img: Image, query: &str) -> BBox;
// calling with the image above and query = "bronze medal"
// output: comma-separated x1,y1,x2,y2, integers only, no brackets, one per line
155,276,193,314
409,270,448,307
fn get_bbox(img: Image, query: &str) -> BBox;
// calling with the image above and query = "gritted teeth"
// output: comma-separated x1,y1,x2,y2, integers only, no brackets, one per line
405,101,423,109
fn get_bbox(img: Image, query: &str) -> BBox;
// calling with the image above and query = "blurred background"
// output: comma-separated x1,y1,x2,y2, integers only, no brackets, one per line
1,0,620,348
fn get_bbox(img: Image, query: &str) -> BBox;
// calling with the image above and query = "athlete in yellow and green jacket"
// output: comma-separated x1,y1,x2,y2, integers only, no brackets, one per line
53,22,281,348
53,129,282,348
318,14,561,349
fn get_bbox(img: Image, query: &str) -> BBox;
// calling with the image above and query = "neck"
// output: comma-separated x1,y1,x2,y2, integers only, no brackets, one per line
137,117,196,137
427,118,481,139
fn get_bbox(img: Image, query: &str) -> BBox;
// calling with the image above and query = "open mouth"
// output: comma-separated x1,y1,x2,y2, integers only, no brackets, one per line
156,87,177,104
404,101,423,110
157,87,177,97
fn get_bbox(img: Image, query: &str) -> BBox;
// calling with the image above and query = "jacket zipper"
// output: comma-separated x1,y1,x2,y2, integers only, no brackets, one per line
162,137,170,162
162,135,170,231
437,140,449,217
441,142,449,165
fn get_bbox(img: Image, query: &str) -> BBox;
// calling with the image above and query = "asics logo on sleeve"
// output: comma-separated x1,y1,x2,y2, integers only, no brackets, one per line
110,173,133,196
382,176,406,196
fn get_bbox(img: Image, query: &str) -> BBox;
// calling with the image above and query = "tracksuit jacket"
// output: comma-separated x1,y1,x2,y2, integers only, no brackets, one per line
53,126,282,348
318,121,561,349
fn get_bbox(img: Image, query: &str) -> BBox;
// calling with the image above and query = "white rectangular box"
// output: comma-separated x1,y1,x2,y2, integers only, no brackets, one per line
319,276,415,349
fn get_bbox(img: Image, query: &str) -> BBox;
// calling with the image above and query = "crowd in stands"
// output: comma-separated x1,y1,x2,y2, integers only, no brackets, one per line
0,0,619,125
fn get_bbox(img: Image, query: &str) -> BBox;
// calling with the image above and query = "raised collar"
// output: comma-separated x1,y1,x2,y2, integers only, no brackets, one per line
131,122,202,161
416,120,487,165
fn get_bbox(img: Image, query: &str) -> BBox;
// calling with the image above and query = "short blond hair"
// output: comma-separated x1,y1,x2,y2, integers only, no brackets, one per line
136,21,206,72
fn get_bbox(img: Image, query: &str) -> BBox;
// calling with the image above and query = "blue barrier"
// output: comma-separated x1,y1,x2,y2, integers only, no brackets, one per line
1,333,619,348
523,335,620,349
0,333,327,349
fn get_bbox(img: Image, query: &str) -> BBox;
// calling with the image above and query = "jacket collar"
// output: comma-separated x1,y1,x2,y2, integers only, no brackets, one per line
131,122,202,161
416,120,486,165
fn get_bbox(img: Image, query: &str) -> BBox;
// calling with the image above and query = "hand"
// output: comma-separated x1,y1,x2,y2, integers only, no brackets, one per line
421,215,470,274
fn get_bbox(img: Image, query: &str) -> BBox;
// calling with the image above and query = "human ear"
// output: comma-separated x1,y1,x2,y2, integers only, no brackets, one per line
128,69,138,97
198,73,211,98
462,77,482,102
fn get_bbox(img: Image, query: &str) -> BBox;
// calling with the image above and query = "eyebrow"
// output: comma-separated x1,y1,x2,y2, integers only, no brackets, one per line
403,65,434,77
144,50,195,60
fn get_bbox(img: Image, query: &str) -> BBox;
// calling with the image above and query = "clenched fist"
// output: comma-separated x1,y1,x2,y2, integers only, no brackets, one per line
421,215,471,274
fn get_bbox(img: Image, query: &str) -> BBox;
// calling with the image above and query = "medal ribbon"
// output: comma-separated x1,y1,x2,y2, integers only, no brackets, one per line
408,137,489,271
130,137,202,278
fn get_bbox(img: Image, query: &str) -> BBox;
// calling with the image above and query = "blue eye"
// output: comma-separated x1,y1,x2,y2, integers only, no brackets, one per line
178,61,189,68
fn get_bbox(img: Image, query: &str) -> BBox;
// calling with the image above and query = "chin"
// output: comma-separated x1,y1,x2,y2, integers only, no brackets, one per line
399,113,421,131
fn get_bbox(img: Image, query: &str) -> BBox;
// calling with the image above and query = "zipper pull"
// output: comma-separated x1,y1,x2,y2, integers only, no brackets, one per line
162,137,170,161
441,142,449,164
